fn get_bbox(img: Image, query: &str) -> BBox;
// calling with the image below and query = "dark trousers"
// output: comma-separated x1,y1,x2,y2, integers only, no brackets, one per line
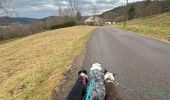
67,77,87,100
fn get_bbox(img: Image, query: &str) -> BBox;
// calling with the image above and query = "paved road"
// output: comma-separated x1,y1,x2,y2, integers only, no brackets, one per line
83,26,170,100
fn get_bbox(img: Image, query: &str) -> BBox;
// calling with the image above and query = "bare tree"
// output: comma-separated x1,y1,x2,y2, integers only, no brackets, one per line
58,5,62,20
92,3,97,18
124,0,128,27
90,0,97,21
55,0,81,22
29,20,45,33
76,10,82,21
67,0,82,20
68,0,79,17
0,0,7,15
0,0,11,16
0,0,18,17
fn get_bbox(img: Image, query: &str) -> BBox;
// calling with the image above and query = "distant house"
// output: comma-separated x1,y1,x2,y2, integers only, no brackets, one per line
104,19,116,25
105,22,112,25
105,21,116,25
85,16,104,26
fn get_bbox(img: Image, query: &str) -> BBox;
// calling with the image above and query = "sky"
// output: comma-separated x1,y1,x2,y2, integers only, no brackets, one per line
10,0,143,19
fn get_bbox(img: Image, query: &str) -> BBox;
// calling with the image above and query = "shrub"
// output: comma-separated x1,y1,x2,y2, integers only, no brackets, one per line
50,20,76,30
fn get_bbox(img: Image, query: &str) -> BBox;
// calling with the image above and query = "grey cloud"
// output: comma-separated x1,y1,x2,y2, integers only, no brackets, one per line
11,0,142,18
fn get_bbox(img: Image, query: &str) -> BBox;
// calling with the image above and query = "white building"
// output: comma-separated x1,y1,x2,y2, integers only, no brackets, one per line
105,22,112,25
85,16,104,26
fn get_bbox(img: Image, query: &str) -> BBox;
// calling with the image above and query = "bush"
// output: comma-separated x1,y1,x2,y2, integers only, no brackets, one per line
50,20,76,30
76,21,85,25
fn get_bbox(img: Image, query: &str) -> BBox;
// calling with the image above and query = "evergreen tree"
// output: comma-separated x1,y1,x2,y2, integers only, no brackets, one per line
128,5,135,20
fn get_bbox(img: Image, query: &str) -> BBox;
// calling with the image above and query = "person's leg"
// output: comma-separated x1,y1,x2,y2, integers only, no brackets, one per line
67,70,88,100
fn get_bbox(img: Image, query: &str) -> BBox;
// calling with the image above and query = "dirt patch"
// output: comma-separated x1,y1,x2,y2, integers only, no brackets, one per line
51,50,86,100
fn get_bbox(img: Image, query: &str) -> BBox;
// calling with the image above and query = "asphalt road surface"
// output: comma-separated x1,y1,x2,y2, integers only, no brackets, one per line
83,26,170,100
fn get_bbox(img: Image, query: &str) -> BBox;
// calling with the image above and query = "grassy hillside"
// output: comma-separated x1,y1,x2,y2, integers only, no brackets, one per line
0,26,97,99
114,13,170,41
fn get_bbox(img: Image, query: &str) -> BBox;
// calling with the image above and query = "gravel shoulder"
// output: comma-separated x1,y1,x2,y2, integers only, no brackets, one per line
51,50,86,100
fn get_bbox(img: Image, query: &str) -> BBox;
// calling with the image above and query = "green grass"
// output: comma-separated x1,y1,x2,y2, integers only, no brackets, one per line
0,26,97,100
114,13,170,41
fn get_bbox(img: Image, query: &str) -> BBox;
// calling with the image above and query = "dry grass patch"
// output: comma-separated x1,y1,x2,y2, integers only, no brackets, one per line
0,26,97,100
114,13,170,42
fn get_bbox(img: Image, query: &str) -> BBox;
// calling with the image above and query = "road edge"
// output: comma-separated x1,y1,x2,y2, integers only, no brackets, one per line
51,27,99,100
111,26,170,44
51,50,86,100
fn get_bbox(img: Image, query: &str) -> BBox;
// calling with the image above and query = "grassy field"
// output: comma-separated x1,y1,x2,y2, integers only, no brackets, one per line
114,13,170,41
0,26,97,100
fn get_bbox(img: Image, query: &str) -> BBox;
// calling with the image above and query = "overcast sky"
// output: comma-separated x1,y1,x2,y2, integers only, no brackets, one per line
11,0,143,18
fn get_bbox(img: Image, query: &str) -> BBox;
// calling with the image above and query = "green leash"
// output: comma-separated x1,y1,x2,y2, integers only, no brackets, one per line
142,89,170,95
86,79,95,100
116,81,170,96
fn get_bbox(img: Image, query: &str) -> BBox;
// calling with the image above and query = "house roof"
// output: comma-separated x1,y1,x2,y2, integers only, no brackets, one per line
85,16,103,23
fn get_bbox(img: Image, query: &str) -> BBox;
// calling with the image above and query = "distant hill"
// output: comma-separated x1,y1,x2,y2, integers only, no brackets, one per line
100,0,170,22
40,16,58,22
0,16,36,26
0,15,90,26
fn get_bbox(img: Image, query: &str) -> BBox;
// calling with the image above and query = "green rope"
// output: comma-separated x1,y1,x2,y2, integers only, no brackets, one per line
86,79,95,100
117,81,170,96
143,89,170,95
